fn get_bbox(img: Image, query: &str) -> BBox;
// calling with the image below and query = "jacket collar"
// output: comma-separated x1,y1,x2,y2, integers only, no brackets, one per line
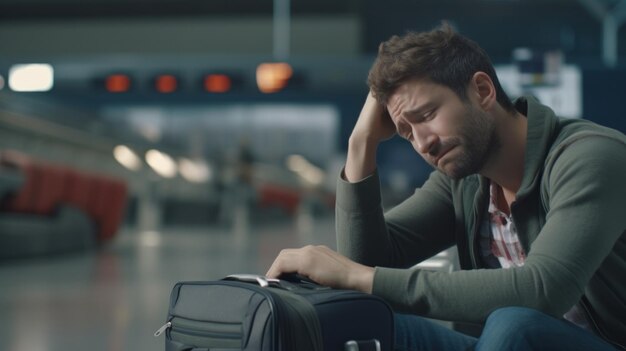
514,96,559,200
474,96,559,201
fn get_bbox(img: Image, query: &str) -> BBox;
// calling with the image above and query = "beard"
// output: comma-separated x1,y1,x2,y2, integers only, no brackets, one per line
436,104,500,179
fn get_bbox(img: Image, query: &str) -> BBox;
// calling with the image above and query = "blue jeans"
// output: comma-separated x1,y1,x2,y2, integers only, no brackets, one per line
394,307,617,351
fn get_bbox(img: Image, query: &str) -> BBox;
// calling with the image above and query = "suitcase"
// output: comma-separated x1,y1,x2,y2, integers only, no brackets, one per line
155,274,394,351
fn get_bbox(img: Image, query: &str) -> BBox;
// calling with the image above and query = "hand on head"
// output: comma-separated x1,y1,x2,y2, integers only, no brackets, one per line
351,91,397,144
344,92,397,182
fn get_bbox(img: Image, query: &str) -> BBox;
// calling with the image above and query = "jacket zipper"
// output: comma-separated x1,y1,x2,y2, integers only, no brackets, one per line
469,199,485,268
468,178,488,269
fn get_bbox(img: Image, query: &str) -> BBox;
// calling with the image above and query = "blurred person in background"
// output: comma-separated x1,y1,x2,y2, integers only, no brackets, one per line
268,23,626,351
218,137,257,227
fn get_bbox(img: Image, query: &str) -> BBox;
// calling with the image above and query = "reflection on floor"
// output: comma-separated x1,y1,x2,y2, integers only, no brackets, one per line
0,212,336,351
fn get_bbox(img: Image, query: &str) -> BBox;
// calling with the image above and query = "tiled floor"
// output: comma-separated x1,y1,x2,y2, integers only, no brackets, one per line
0,211,336,351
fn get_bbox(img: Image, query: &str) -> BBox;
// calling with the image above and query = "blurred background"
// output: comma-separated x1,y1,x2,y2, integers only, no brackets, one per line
1,0,625,350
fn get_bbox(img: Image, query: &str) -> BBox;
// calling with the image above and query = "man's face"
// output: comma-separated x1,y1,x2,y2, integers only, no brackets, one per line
386,79,499,179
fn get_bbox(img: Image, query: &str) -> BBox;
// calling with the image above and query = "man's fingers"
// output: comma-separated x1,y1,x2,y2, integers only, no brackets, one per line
266,246,325,278
265,245,372,291
266,248,299,278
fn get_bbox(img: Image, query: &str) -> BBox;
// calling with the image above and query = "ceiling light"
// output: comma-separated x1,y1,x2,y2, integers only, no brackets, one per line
113,145,142,171
145,149,177,178
8,64,54,92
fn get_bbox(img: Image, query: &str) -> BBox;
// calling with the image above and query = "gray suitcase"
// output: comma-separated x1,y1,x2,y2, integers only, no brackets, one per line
155,274,394,350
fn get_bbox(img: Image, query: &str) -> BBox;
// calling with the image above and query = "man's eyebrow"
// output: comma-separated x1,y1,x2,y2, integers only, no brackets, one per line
402,103,434,118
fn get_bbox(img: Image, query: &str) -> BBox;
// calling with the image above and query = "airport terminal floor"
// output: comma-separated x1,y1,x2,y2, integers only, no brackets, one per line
0,211,336,351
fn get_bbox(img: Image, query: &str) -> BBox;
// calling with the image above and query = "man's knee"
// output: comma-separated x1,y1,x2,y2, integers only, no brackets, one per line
486,306,545,328
477,307,549,351
477,306,615,351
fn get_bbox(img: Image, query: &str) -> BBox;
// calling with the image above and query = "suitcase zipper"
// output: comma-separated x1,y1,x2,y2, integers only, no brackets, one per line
154,321,171,337
154,320,243,340
170,325,242,339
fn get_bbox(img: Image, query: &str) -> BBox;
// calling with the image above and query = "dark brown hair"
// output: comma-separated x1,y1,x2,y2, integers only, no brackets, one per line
367,22,515,113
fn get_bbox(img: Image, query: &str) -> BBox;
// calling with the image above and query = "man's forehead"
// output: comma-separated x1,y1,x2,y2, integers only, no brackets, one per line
385,93,405,121
388,80,450,108
390,79,431,100
387,82,427,114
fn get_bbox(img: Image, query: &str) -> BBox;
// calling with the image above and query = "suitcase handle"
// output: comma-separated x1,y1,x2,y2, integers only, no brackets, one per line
345,339,381,351
224,274,327,291
224,274,280,288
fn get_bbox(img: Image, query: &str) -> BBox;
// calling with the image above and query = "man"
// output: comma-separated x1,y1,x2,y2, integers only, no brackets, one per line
267,23,626,350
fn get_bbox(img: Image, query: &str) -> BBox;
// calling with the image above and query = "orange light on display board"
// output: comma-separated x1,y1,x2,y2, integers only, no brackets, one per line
204,74,232,93
155,74,178,93
256,63,293,93
105,74,131,93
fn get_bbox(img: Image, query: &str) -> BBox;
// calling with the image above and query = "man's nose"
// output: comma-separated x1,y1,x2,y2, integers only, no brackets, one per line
415,127,438,155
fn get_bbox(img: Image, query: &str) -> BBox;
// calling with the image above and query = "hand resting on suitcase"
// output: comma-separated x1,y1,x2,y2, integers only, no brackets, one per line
266,245,374,294
279,272,321,285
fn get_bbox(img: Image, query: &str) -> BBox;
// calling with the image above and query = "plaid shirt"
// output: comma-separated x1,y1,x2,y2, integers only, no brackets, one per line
487,183,526,268
480,181,591,330
478,182,526,269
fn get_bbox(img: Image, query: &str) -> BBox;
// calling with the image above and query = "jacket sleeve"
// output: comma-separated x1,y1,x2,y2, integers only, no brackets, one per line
370,135,626,323
335,169,457,269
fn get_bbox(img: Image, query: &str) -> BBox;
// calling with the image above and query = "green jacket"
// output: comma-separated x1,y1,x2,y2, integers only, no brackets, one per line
336,97,626,348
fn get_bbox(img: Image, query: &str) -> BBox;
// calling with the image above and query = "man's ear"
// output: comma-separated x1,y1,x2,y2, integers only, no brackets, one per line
470,72,496,110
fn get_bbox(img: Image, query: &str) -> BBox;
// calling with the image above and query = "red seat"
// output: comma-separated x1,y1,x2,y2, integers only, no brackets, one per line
258,183,301,215
0,150,128,242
